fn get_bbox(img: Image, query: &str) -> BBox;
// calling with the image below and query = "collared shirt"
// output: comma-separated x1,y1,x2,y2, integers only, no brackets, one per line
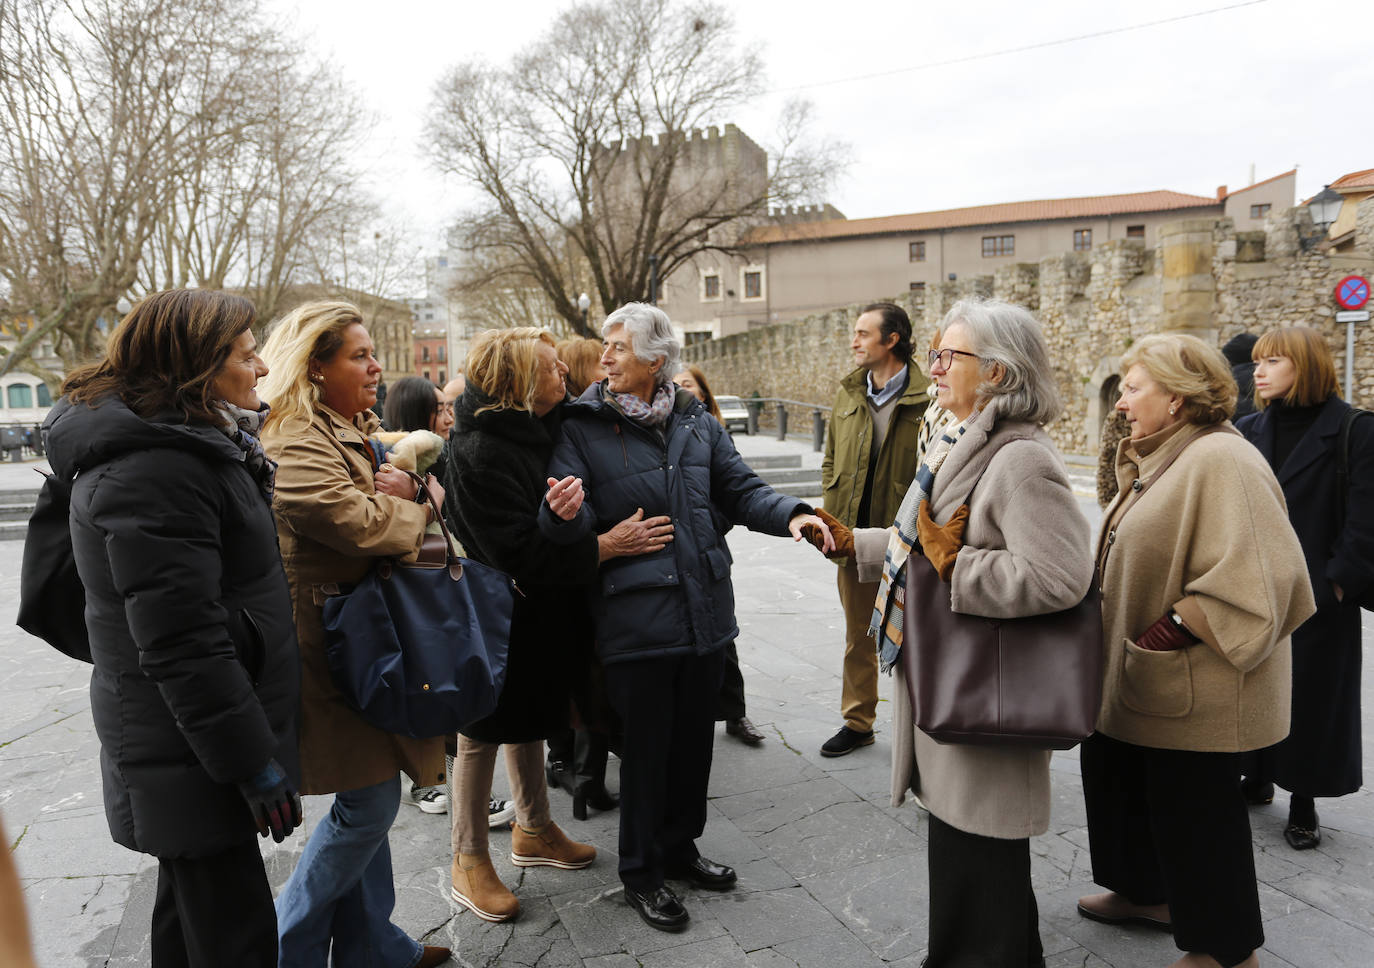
866,365,910,408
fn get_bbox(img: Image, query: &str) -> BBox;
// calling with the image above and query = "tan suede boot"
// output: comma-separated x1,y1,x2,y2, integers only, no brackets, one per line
510,821,596,869
450,852,519,922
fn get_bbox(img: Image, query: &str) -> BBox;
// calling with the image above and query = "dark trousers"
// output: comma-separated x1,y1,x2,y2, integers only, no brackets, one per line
151,838,276,968
604,648,725,892
925,813,1043,968
716,641,747,721
1081,732,1262,967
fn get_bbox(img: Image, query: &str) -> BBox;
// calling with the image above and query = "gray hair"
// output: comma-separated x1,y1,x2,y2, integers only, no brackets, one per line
941,298,1062,425
602,302,682,387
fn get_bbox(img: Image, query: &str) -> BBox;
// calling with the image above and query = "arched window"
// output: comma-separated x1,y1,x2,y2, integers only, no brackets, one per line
7,384,33,409
37,384,52,406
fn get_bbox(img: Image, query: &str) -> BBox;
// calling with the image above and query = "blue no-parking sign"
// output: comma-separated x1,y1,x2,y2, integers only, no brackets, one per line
1335,275,1370,310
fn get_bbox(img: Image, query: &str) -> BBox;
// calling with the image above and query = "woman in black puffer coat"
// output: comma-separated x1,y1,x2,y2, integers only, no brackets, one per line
44,289,300,968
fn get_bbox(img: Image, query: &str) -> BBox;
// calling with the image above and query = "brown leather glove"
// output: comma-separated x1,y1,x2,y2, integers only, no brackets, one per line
916,500,968,582
1133,611,1198,652
800,508,854,559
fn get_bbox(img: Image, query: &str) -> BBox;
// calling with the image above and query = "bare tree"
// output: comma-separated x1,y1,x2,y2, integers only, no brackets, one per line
425,0,844,336
0,0,380,378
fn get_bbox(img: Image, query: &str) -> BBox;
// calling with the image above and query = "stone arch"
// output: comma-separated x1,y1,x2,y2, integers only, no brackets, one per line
1083,355,1122,447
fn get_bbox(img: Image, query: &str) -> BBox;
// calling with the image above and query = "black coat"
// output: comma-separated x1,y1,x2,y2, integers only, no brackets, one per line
442,389,600,744
1237,396,1374,795
45,396,299,858
540,384,807,664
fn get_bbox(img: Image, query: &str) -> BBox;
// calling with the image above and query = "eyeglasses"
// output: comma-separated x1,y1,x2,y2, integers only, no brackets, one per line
927,348,981,370
434,401,454,414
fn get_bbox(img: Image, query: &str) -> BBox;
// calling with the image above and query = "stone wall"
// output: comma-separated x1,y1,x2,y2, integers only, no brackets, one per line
684,201,1374,455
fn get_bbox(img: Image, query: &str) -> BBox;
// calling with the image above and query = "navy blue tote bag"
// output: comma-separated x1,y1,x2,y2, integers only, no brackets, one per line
321,482,514,738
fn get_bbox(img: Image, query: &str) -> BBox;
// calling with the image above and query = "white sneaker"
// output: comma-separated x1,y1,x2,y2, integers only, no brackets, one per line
488,798,515,828
405,784,449,814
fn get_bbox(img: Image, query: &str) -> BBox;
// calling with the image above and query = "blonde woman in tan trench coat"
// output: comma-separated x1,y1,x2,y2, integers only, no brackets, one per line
1078,334,1314,968
811,299,1093,967
260,301,451,968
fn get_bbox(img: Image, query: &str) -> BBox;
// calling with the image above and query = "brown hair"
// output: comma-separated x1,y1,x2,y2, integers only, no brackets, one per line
468,328,557,414
1120,333,1237,425
678,364,722,421
1251,326,1340,409
555,337,605,397
62,289,256,424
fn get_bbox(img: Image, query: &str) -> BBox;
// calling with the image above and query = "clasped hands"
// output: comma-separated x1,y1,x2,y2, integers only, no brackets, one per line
544,476,675,562
798,501,968,583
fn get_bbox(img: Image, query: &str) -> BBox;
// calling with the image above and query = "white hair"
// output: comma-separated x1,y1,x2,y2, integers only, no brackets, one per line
602,302,681,387
942,298,1062,425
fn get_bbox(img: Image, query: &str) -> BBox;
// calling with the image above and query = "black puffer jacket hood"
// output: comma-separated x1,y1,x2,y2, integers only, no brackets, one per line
48,394,299,859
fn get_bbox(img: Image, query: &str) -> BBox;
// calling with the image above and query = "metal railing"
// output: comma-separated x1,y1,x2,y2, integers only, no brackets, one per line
742,397,831,451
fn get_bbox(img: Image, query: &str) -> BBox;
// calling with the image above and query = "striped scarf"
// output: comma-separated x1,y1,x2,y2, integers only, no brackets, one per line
868,411,974,672
613,384,675,428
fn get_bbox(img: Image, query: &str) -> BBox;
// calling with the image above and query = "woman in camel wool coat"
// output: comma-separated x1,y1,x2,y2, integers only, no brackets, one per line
835,299,1093,968
1078,333,1314,968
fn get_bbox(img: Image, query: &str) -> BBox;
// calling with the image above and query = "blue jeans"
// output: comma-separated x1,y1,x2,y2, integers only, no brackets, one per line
276,776,421,968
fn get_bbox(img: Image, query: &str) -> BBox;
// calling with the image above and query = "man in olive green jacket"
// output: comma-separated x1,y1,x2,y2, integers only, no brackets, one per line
820,302,928,756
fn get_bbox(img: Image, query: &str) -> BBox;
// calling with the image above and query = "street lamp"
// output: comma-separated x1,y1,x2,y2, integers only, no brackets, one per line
1306,185,1343,230
577,292,591,332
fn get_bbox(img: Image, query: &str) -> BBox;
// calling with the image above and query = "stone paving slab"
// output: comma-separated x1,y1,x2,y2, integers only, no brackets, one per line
5,431,1374,966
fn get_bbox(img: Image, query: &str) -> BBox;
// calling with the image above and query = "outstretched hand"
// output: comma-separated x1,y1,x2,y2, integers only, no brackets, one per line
545,476,585,521
791,510,840,556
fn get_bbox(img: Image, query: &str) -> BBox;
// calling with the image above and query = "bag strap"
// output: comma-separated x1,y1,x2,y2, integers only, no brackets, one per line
1336,407,1369,531
1096,423,1228,579
403,469,461,572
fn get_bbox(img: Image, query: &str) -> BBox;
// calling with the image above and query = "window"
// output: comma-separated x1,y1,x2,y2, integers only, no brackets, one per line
1126,224,1145,238
37,384,52,406
1250,203,1271,219
740,266,765,301
423,369,431,381
7,384,32,408
424,313,434,321
909,282,926,291
982,235,1014,257
439,370,446,384
438,346,446,363
422,346,430,362
908,241,926,262
1073,229,1092,251
702,273,721,300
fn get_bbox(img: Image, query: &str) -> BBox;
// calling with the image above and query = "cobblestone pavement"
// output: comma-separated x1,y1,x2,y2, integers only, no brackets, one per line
4,437,1372,967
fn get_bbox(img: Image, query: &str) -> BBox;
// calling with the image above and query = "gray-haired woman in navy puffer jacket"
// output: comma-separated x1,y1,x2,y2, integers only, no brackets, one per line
540,302,833,933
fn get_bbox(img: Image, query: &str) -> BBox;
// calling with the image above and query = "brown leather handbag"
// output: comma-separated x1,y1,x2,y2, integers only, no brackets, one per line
901,442,1103,749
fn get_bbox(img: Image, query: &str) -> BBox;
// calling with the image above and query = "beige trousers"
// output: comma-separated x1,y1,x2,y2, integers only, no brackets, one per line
449,736,550,856
836,560,881,733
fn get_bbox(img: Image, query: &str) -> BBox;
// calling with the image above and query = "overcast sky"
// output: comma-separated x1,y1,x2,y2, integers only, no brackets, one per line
271,0,1372,254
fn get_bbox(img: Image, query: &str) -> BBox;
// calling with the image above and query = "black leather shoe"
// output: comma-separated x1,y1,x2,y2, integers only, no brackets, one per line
545,759,576,797
820,726,875,757
1240,776,1274,805
725,717,766,745
1284,819,1321,850
624,885,689,931
665,855,737,890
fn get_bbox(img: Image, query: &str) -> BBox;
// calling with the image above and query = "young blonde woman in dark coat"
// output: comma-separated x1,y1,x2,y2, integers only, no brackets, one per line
1236,327,1374,849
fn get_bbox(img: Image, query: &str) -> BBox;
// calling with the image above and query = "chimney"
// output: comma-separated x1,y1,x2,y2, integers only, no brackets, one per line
1216,185,1227,200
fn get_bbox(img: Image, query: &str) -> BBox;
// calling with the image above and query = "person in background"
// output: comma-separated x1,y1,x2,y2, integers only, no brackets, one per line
673,363,766,746
806,298,1091,967
1079,333,1313,968
555,337,607,398
47,289,301,967
1236,327,1373,850
1223,332,1259,420
442,372,466,408
378,375,461,816
259,301,450,968
818,301,928,757
542,303,833,932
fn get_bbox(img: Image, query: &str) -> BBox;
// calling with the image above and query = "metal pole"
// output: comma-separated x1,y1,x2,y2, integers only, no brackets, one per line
1347,321,1355,401
775,402,788,441
746,402,758,436
812,409,825,452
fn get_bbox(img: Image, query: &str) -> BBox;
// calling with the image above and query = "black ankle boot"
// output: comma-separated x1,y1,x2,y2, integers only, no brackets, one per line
545,758,576,797
570,730,618,820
